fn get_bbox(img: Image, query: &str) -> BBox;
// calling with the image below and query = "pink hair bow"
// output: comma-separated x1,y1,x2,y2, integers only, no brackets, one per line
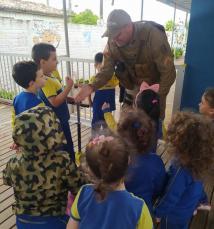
135,82,159,107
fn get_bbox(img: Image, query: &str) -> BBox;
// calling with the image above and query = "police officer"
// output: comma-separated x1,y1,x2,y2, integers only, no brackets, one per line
75,9,176,120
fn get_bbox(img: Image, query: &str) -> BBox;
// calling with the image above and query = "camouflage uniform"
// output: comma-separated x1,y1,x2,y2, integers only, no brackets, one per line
90,10,176,120
3,106,86,217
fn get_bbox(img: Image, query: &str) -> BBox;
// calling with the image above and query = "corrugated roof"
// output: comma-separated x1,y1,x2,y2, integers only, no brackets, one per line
0,0,73,17
156,0,192,13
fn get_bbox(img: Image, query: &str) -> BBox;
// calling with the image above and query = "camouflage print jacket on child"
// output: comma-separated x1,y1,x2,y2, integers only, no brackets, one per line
3,106,86,216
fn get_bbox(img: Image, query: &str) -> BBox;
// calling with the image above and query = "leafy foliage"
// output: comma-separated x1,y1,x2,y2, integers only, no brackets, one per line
71,9,99,25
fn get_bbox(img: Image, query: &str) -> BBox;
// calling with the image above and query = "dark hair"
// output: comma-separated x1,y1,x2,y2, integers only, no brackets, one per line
94,52,103,64
12,61,40,89
117,109,157,154
166,111,214,180
85,134,131,202
135,89,160,124
31,42,56,64
204,88,214,109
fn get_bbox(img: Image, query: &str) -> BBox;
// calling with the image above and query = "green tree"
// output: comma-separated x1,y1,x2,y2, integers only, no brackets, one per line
72,9,99,25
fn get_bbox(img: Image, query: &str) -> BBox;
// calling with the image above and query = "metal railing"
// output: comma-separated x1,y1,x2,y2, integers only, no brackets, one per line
0,52,185,125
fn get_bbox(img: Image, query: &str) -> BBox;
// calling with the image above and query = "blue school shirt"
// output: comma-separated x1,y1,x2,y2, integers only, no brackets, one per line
38,76,70,123
125,153,166,216
70,184,153,229
12,91,44,127
155,161,204,219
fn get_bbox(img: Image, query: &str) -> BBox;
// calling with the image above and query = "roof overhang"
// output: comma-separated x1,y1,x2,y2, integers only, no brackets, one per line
156,0,192,13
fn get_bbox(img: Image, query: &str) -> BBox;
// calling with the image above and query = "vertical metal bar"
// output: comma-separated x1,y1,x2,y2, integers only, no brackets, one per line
141,0,144,21
62,0,71,76
171,3,177,48
76,104,81,152
88,63,91,121
172,65,185,115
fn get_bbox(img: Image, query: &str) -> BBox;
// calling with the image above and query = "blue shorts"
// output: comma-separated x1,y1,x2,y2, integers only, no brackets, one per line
16,214,69,229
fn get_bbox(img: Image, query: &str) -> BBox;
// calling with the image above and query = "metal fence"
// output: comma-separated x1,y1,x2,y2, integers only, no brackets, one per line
0,52,185,125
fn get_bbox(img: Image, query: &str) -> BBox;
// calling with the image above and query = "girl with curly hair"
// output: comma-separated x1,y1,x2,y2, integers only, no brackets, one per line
66,134,153,229
193,88,214,214
117,109,166,216
154,111,214,229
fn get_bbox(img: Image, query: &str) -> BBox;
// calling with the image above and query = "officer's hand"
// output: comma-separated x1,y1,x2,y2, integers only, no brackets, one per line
10,141,20,153
74,83,93,103
65,77,73,90
102,102,110,110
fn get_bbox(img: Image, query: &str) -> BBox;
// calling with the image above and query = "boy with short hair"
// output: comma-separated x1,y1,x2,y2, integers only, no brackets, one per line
88,52,118,132
10,61,46,151
32,43,75,163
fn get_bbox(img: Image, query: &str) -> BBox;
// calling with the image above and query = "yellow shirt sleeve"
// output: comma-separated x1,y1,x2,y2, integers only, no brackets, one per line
71,187,82,221
52,70,62,82
11,107,15,129
137,202,154,229
41,77,61,98
89,75,95,84
103,112,118,132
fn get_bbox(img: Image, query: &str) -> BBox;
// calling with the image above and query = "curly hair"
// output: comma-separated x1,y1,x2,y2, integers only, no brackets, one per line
117,109,157,154
85,133,134,202
166,111,214,180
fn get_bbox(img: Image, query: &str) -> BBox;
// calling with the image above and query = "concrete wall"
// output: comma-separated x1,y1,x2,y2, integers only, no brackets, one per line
0,17,108,59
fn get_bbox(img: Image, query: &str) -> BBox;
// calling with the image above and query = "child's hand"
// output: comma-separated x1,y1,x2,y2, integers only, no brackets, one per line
155,217,161,223
10,142,20,153
102,102,110,110
65,77,73,90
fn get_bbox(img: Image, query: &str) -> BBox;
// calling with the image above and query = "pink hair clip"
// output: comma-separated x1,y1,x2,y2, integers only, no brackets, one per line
88,135,114,147
152,100,158,104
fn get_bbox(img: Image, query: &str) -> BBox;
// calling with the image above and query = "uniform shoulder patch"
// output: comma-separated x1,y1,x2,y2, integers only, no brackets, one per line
103,44,109,54
164,56,173,68
160,44,167,55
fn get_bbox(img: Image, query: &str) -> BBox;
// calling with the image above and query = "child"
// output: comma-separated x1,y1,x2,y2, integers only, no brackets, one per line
199,88,214,121
10,61,46,151
67,134,153,229
32,43,75,163
88,52,118,132
3,106,86,229
193,88,214,214
117,109,166,216
102,81,165,139
154,111,214,229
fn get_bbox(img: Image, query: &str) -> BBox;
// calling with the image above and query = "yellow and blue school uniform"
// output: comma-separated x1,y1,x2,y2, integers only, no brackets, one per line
52,70,62,83
155,161,204,229
89,74,118,130
12,91,44,128
125,153,166,216
38,75,75,163
70,184,153,229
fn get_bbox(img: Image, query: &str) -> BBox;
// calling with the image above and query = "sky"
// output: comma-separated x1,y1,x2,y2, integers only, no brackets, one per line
23,0,190,26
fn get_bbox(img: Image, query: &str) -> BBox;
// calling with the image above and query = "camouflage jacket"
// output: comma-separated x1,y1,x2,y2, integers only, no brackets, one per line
3,106,86,216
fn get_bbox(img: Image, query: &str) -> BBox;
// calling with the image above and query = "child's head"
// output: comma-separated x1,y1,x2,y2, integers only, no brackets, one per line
199,88,214,120
94,52,103,72
12,61,46,89
13,106,66,153
166,111,214,180
135,82,160,123
31,42,58,72
85,134,130,202
117,109,157,154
